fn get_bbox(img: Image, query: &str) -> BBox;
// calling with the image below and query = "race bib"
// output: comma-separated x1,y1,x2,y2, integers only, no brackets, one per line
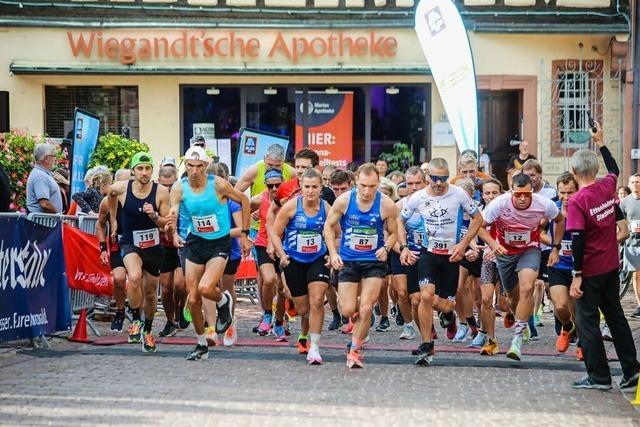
631,220,640,233
505,231,531,246
428,238,454,255
297,232,321,254
192,214,219,234
349,229,378,252
560,240,573,257
413,231,425,247
132,228,160,249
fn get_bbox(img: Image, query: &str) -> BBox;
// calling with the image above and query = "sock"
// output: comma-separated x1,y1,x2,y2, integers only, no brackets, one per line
143,318,153,333
310,333,321,348
332,308,340,318
479,329,487,335
275,319,283,327
467,317,477,328
216,292,228,308
298,334,308,343
460,322,468,326
197,334,207,346
265,309,273,316
351,337,363,351
514,320,527,336
131,307,141,321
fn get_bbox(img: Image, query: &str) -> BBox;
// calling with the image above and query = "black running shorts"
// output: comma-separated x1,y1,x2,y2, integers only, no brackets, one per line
418,250,459,300
121,244,165,277
185,234,230,265
283,256,330,297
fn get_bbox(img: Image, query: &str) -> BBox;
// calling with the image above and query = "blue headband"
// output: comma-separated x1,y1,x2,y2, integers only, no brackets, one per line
265,168,283,181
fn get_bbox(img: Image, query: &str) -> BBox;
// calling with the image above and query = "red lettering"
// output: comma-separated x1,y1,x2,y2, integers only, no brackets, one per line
104,38,119,59
246,38,260,58
268,33,291,59
67,32,94,57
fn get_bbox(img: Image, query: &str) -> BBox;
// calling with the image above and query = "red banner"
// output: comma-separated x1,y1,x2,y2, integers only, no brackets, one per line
62,223,113,297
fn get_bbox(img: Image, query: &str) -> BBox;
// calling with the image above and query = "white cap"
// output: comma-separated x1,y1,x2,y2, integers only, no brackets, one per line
184,146,211,164
161,156,176,167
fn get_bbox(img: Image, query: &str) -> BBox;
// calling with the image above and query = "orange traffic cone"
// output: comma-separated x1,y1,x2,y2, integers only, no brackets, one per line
68,308,92,343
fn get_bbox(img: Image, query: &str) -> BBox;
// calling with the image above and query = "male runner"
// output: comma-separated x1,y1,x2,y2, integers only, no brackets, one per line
620,173,640,318
324,163,398,369
108,153,170,352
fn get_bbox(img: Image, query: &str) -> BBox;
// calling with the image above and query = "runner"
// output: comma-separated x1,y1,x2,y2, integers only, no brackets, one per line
167,146,251,361
398,158,482,366
620,173,640,318
272,168,334,364
324,163,398,369
479,173,564,361
107,153,170,352
96,168,131,332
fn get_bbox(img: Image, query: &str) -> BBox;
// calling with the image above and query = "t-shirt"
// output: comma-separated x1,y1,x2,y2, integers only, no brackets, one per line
566,173,619,278
620,195,640,234
482,192,559,255
507,153,536,171
26,164,63,213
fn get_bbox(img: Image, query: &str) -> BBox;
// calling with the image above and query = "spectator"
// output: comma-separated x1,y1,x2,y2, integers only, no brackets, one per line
375,158,389,176
617,185,631,203
72,168,112,215
346,161,359,173
322,164,336,187
420,161,430,176
26,143,63,214
0,161,9,212
378,177,398,202
479,144,491,175
387,171,405,186
507,140,536,185
52,167,71,213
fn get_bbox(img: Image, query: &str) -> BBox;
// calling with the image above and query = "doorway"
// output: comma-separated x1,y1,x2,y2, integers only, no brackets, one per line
478,90,521,187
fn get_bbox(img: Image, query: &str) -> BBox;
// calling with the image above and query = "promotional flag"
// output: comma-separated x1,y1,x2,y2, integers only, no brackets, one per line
415,0,478,154
294,91,353,168
71,108,101,195
235,128,289,178
62,224,114,297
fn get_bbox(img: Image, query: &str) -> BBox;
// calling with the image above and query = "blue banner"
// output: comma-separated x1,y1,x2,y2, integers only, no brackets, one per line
234,128,289,178
71,108,101,195
0,217,71,342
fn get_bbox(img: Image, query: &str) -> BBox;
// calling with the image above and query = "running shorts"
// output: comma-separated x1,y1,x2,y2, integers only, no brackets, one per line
418,250,459,300
185,234,230,265
548,267,572,287
495,248,541,293
338,260,387,283
224,258,241,276
255,246,280,274
283,256,330,297
121,244,165,277
160,246,180,274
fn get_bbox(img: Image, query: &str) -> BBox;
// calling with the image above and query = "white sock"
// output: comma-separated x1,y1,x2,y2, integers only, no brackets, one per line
197,334,207,346
216,292,228,308
310,333,321,348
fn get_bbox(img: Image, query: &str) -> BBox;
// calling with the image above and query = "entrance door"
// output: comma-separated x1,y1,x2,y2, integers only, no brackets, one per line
479,90,520,187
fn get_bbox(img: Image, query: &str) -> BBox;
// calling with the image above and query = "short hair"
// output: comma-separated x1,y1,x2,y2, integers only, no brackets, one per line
460,149,477,159
630,173,640,180
455,178,475,197
330,169,351,186
429,157,449,172
458,152,478,168
265,144,286,161
114,168,131,181
346,161,359,173
356,162,379,180
405,166,425,180
571,149,599,179
90,169,112,189
379,177,398,201
85,165,110,185
301,167,323,184
323,165,337,174
375,158,388,166
228,175,238,186
521,159,542,174
556,172,578,189
387,171,404,181
295,148,320,167
159,165,177,180
618,185,631,194
512,173,533,189
34,143,55,162
481,178,503,193
207,162,228,179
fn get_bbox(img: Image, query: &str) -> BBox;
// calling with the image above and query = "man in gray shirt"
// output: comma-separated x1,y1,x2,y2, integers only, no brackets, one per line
620,173,640,318
26,143,63,214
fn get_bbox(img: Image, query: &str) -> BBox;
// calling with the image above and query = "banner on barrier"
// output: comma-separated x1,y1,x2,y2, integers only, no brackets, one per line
0,217,71,342
234,128,289,178
71,108,101,195
62,224,114,297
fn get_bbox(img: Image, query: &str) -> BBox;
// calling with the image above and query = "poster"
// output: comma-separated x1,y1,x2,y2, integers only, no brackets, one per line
193,123,216,140
71,108,100,195
235,128,289,177
205,139,232,171
294,91,353,168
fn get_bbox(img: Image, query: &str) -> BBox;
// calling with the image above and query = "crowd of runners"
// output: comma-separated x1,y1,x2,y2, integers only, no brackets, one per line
95,122,639,390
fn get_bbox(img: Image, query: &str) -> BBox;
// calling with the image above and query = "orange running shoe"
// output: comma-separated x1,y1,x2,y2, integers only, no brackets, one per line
556,324,574,353
142,332,157,353
346,348,364,369
503,312,515,329
296,335,309,354
576,347,584,361
341,320,354,334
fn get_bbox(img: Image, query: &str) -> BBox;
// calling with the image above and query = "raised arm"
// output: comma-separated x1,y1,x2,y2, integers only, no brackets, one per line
235,164,258,192
591,121,619,177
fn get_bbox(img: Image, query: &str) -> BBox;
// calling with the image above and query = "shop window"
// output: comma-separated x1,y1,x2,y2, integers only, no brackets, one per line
45,86,139,140
246,86,294,159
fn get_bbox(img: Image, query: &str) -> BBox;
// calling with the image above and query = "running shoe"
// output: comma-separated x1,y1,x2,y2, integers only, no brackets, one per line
296,335,309,354
252,318,262,334
631,307,640,318
445,314,458,340
619,372,639,390
127,320,143,343
395,309,405,326
274,324,288,342
223,322,237,347
503,312,515,329
257,313,273,336
183,304,193,324
346,348,364,369
375,317,391,332
438,312,450,329
370,311,375,327
522,324,531,343
390,305,397,318
469,331,487,348
341,320,354,334
176,305,190,330
205,326,221,346
328,314,343,331
480,338,499,356
601,324,613,341
399,323,417,340
158,321,177,338
414,342,435,366
110,311,125,332
571,377,612,390
469,324,479,339
215,290,234,334
142,332,157,353
533,314,543,327
556,323,575,353
374,303,381,316
307,346,322,365
506,335,523,361
453,324,469,342
186,344,209,361
576,347,584,361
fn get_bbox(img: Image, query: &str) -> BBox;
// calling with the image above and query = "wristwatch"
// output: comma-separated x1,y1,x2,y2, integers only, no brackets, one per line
399,244,408,252
553,243,561,251
241,229,250,235
571,270,582,278
383,245,390,254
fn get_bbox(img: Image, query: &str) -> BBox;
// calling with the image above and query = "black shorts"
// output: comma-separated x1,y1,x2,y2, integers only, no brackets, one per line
283,257,330,297
386,256,392,276
418,250,459,300
338,260,387,283
255,246,280,274
548,267,572,287
460,250,483,278
224,258,241,276
390,252,419,295
538,249,550,281
185,234,230,265
330,269,339,288
178,247,187,271
110,249,125,270
161,246,180,274
121,244,165,277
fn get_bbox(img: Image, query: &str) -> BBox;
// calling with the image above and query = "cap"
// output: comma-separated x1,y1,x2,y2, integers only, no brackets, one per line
130,152,154,169
161,156,177,167
191,135,206,147
184,146,211,164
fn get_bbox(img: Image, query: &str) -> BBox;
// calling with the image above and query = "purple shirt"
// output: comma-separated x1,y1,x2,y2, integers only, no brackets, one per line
566,173,618,278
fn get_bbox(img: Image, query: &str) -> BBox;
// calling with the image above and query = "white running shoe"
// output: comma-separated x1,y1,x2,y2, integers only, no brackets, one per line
307,346,322,365
453,324,470,342
223,321,237,347
399,324,417,340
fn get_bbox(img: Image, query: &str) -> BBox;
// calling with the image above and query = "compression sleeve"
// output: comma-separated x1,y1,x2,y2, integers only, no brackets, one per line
571,231,585,271
599,146,619,177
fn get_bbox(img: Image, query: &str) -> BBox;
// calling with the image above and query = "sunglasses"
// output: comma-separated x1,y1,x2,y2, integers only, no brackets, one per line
266,183,281,189
512,190,533,199
429,175,449,183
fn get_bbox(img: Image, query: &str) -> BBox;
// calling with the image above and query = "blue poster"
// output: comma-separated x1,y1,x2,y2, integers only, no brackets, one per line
235,128,289,178
71,108,101,195
0,216,71,343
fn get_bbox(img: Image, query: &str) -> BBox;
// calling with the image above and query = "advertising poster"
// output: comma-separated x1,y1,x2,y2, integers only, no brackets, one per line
71,108,100,195
235,128,289,177
294,91,353,168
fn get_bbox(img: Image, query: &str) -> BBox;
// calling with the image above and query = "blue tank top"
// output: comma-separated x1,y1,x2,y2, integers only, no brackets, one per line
120,181,160,248
229,200,241,261
177,198,189,241
340,190,385,262
402,198,427,251
283,197,327,263
551,200,573,270
182,175,231,240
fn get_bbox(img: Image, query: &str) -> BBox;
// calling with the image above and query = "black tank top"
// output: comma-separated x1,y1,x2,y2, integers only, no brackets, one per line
119,180,160,247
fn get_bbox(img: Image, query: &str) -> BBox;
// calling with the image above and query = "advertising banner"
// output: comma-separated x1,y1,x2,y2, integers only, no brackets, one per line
62,224,113,297
415,0,478,154
294,92,353,168
0,217,71,343
235,128,289,178
71,108,101,195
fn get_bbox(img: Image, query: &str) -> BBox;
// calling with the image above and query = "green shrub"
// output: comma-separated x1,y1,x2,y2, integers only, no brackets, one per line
89,133,149,172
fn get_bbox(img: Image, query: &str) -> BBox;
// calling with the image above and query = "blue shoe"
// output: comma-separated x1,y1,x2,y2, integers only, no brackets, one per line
274,324,287,342
468,331,487,348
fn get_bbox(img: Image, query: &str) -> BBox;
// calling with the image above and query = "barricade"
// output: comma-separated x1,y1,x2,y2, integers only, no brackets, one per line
235,255,259,304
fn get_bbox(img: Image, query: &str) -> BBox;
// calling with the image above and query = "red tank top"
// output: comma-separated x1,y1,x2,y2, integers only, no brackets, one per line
254,190,271,247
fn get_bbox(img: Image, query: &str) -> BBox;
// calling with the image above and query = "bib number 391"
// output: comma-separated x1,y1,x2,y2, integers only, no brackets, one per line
428,239,453,255
133,228,160,249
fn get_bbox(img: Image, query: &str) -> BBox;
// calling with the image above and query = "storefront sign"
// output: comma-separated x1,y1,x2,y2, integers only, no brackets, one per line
294,92,353,168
